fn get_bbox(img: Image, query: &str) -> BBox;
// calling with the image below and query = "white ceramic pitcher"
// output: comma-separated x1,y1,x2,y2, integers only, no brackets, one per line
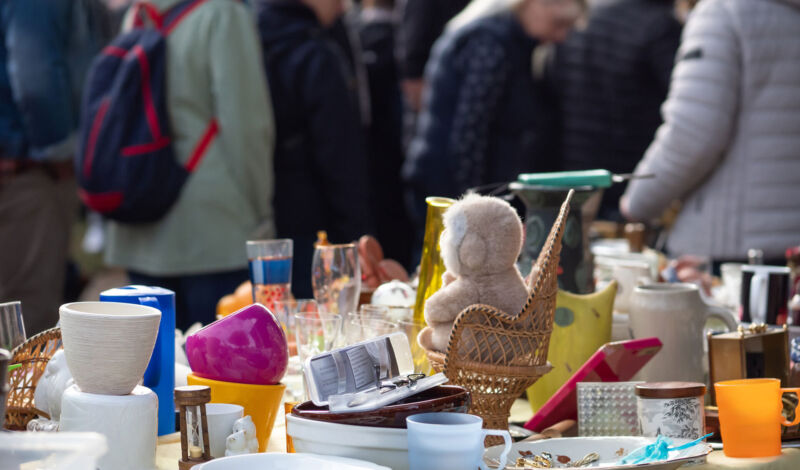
630,283,738,383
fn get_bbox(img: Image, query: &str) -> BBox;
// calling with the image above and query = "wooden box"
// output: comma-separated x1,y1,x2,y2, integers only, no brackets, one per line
707,324,789,405
708,324,800,440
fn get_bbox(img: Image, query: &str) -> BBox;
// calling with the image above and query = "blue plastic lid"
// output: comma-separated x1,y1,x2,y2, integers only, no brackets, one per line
100,285,175,297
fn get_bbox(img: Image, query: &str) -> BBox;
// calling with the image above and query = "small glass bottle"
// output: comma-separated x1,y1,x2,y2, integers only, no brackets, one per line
748,248,764,265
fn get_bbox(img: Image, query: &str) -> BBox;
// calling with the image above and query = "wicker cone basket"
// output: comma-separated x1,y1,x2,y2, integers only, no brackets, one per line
423,190,573,446
4,327,62,430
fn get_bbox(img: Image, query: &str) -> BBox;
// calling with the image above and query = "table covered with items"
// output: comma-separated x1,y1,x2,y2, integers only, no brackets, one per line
3,171,800,470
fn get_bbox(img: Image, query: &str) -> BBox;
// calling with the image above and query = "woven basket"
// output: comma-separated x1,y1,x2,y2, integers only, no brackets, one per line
424,190,573,445
4,327,62,430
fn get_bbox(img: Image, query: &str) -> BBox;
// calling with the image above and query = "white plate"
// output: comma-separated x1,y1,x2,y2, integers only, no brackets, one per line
484,436,712,470
195,453,390,470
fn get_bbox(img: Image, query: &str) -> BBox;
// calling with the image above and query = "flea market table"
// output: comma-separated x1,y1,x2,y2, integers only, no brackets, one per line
154,399,800,470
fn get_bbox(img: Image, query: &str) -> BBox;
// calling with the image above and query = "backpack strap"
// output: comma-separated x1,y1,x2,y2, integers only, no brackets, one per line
131,0,208,34
161,0,209,35
131,2,164,30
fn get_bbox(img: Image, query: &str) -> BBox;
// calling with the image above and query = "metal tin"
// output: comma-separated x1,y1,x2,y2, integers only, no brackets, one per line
636,382,706,439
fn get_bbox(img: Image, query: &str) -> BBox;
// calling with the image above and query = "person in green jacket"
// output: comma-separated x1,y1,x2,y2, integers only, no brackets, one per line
106,0,276,330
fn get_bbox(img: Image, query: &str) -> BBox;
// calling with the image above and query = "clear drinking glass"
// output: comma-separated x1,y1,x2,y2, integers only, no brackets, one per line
387,306,414,323
311,243,361,317
294,311,342,400
294,311,342,363
0,301,26,352
398,319,429,374
346,317,398,345
359,304,389,319
273,299,318,357
246,239,293,312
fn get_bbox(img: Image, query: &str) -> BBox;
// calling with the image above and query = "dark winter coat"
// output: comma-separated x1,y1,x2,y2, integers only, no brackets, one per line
403,12,560,224
555,0,682,220
397,0,470,79
255,0,371,297
358,9,413,267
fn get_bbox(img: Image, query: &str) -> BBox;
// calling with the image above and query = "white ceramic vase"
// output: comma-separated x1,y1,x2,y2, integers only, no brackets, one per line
59,302,161,395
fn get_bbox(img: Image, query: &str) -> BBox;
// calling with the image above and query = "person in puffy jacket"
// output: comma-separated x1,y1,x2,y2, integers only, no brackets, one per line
556,0,682,221
403,0,582,227
255,0,371,298
622,0,800,264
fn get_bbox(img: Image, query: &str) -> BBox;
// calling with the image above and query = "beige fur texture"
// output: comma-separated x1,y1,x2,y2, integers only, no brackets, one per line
420,194,528,352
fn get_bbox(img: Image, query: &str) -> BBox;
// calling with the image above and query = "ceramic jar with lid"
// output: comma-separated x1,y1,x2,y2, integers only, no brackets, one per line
636,382,706,439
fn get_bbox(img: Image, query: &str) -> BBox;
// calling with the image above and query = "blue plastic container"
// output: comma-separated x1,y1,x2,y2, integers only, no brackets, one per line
100,285,176,435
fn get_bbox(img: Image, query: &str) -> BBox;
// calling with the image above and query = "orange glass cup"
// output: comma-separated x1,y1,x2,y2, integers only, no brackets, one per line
284,401,298,453
715,378,800,457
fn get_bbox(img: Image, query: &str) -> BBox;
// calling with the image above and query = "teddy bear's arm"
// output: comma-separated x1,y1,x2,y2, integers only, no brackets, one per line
424,277,480,324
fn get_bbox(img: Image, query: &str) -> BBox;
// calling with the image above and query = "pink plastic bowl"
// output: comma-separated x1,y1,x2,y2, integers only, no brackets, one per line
186,304,289,385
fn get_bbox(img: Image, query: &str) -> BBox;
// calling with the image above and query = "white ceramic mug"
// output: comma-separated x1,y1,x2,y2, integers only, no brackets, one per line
629,283,738,383
203,403,244,458
612,261,653,314
406,413,511,470
740,265,791,324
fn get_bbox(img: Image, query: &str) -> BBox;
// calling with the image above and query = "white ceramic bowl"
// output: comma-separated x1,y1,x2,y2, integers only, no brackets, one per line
60,301,161,395
196,453,390,470
286,414,408,470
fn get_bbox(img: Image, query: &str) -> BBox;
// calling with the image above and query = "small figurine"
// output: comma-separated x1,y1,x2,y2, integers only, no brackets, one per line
26,417,60,432
224,430,248,456
33,350,74,421
225,415,258,456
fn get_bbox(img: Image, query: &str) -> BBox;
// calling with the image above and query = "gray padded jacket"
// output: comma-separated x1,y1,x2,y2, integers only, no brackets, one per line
624,0,800,260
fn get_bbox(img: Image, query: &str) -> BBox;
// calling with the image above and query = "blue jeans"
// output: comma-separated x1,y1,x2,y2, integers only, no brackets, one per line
128,269,249,331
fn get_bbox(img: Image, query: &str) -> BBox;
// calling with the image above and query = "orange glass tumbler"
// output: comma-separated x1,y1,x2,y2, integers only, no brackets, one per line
715,378,800,457
284,401,297,453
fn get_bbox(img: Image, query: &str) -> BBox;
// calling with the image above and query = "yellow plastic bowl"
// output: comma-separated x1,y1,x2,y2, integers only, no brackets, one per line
187,373,285,452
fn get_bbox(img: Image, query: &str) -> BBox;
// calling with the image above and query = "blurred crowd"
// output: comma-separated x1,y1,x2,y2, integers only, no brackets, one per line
1,0,798,335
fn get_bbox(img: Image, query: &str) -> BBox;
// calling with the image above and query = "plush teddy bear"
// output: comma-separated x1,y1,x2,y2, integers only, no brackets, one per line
419,194,529,352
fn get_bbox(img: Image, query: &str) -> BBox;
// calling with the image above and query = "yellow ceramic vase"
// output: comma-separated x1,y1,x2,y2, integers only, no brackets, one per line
527,281,617,412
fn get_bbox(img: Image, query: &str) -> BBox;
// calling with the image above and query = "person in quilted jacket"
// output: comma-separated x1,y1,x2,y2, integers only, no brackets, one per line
622,0,800,265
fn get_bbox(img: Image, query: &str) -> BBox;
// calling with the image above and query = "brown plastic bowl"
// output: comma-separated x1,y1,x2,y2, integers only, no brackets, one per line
291,385,470,428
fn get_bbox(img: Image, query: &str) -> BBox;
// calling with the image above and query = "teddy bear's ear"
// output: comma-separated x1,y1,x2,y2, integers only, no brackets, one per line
458,233,486,270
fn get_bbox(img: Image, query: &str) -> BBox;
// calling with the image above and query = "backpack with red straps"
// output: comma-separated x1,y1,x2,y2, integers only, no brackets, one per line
76,0,211,223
